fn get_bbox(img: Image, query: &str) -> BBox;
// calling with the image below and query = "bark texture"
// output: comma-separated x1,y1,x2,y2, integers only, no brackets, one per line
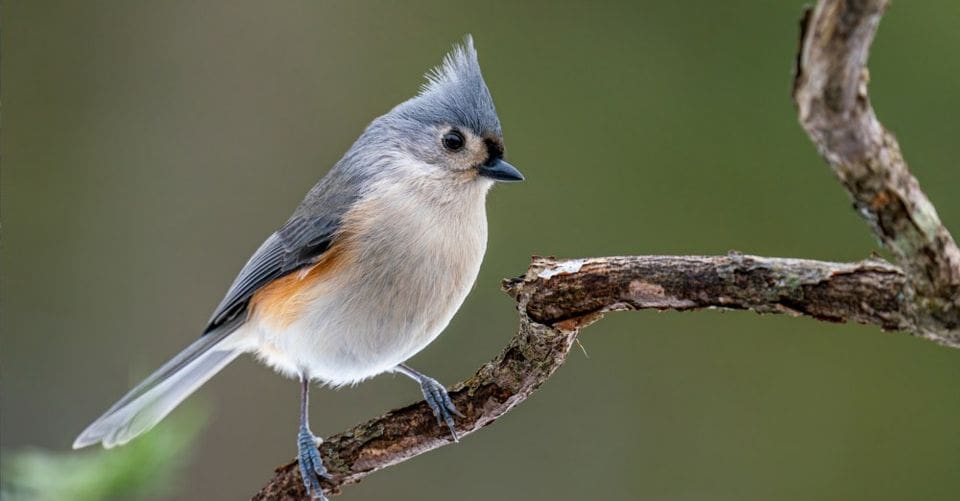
254,1,958,498
793,0,960,345
252,254,924,500
520,254,908,330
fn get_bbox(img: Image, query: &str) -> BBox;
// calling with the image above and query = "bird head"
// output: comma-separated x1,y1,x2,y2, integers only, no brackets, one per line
363,36,524,185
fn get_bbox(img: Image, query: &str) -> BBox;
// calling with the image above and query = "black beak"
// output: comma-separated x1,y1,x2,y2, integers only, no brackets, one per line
477,158,524,182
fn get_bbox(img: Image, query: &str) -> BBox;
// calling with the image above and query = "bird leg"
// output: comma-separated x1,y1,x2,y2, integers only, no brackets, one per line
395,364,463,442
297,374,330,500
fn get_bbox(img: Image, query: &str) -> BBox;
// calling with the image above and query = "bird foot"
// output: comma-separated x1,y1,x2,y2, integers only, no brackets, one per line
417,376,464,442
297,426,331,500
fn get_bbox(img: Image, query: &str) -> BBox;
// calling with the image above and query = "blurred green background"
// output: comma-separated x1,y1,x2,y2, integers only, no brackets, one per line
3,1,959,500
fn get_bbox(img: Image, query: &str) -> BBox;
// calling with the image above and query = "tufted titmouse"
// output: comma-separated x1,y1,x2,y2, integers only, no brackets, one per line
73,36,522,499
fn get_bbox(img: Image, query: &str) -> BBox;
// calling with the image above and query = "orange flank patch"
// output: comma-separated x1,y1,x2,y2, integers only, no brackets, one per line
249,245,347,328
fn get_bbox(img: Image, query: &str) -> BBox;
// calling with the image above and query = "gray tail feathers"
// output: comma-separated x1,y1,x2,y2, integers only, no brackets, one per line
73,322,244,449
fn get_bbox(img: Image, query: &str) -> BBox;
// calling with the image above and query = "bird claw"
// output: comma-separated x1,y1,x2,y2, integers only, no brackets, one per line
417,376,463,442
297,426,331,500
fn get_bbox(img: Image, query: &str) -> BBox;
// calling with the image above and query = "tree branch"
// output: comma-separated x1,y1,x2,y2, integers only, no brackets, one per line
792,0,960,344
254,0,960,498
253,254,915,500
519,254,908,330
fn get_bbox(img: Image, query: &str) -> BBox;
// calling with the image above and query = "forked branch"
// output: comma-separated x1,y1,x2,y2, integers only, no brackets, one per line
793,0,960,344
254,1,959,498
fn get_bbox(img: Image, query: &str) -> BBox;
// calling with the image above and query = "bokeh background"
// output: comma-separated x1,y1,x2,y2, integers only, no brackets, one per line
4,1,960,500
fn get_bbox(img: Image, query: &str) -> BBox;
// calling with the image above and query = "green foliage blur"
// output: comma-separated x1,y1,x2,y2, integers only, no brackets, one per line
2,407,205,501
3,1,959,500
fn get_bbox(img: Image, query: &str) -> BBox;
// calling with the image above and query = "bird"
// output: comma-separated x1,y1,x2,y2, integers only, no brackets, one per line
72,35,522,500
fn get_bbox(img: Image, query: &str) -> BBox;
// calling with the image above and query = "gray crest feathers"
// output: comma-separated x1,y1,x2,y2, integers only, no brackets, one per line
395,35,502,137
421,35,483,95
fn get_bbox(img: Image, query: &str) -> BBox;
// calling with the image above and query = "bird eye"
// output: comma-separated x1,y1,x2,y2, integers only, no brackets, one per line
442,130,465,152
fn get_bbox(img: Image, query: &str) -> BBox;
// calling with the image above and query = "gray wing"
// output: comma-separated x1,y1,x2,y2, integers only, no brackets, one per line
204,215,342,333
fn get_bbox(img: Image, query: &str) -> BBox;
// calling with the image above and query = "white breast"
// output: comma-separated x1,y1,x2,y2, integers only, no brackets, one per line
247,175,491,386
